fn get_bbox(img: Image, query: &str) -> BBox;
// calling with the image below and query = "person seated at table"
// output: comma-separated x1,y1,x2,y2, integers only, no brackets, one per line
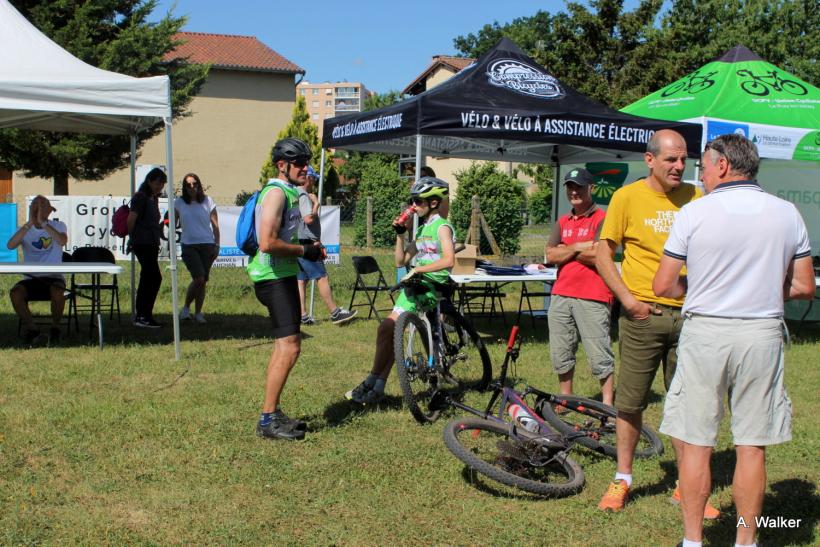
546,169,615,406
344,177,455,404
6,195,69,346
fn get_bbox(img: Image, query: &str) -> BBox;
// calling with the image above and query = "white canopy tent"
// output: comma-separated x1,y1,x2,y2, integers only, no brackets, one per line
0,0,181,359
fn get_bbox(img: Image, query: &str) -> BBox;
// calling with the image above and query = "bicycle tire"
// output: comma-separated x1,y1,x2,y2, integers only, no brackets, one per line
394,312,439,423
660,81,686,97
443,417,585,497
740,80,768,96
538,395,664,459
440,310,493,392
780,79,808,96
688,79,714,94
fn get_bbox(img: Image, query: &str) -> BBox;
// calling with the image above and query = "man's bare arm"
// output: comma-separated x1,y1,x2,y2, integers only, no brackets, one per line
653,255,687,299
596,239,654,320
784,256,815,301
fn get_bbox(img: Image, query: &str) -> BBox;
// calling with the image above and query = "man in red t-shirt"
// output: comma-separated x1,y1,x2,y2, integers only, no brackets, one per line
546,168,615,406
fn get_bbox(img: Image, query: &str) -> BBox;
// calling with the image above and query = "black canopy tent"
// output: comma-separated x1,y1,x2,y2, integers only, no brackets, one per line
319,37,703,224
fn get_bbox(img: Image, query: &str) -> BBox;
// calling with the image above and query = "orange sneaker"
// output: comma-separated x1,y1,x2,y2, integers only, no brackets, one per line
598,479,629,512
670,485,720,520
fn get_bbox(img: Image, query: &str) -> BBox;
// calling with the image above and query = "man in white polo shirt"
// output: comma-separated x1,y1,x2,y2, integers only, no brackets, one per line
653,134,814,547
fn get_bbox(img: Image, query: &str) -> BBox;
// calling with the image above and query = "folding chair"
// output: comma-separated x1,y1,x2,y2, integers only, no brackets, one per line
17,251,76,336
348,256,395,320
68,247,121,332
457,283,506,324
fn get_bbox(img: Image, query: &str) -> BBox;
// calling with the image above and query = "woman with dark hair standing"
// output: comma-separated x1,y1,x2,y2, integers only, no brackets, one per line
174,173,220,323
127,167,166,328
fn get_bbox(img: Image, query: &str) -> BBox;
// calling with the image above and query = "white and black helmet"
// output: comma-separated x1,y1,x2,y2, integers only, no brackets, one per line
410,177,449,200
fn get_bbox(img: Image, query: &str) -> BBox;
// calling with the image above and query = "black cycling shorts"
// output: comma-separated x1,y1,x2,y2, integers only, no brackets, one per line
253,276,300,339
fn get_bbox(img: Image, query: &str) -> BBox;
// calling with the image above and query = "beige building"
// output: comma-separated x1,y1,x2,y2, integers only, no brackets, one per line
297,81,370,139
401,55,525,197
12,32,304,205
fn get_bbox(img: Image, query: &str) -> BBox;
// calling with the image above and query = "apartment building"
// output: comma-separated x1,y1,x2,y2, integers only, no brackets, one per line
297,81,370,138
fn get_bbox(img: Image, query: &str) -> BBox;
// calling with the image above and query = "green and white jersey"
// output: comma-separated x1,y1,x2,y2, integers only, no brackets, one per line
247,179,301,282
412,214,455,285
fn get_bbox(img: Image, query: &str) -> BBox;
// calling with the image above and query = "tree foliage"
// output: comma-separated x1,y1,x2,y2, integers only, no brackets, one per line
259,95,339,199
453,0,818,109
352,155,405,248
449,162,525,256
0,0,209,194
516,163,553,224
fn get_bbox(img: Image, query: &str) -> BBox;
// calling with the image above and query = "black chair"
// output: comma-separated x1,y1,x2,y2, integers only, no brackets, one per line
68,247,121,329
348,256,395,320
17,251,76,336
457,283,506,323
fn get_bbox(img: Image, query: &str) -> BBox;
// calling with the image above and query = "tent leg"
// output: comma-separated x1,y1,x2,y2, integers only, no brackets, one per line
129,135,137,322
165,118,181,361
551,161,561,226
307,149,328,320
413,134,422,235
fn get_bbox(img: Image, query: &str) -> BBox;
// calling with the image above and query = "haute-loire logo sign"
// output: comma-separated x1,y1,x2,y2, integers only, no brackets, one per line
486,59,565,99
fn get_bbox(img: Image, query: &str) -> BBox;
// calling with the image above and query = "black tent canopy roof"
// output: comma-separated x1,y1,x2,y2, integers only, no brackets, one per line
322,38,702,162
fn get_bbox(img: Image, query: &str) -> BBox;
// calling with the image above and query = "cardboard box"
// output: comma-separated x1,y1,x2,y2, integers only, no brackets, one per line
452,244,478,275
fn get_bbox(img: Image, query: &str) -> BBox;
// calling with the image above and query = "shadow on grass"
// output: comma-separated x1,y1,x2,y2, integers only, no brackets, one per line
631,449,737,502
317,395,404,430
702,477,818,546
0,313,295,350
456,466,575,501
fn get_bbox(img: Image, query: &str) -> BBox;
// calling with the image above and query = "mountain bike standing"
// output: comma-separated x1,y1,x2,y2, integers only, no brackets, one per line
345,177,455,404
250,138,324,441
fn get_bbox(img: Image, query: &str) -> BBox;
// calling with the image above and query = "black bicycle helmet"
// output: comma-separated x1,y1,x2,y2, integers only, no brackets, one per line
410,176,449,200
272,138,312,162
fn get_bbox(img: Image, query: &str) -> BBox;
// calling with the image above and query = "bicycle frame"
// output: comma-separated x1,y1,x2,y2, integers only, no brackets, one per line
446,325,611,446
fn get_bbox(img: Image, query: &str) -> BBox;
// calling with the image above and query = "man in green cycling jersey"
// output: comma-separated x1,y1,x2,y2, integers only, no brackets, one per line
345,177,456,404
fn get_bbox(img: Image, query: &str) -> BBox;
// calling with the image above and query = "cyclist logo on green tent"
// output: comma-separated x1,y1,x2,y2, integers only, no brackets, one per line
736,69,807,97
585,163,628,205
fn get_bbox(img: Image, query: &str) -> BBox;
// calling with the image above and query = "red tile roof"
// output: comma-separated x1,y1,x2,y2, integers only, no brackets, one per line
165,32,304,74
403,55,476,95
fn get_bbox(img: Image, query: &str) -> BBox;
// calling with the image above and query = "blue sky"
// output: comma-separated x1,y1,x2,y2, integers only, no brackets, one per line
150,0,580,94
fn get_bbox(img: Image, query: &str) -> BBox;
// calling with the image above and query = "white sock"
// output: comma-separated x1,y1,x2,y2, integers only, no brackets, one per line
614,472,633,487
373,379,386,393
682,539,702,547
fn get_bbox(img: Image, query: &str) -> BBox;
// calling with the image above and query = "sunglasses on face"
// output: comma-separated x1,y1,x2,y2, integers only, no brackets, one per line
411,197,428,206
290,160,309,168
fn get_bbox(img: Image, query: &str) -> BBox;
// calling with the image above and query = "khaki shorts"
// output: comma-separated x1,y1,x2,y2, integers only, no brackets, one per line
615,303,683,414
660,315,791,447
548,295,614,379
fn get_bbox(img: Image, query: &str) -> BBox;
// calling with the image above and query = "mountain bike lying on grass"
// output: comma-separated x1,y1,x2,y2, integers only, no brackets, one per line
443,326,664,497
392,276,493,424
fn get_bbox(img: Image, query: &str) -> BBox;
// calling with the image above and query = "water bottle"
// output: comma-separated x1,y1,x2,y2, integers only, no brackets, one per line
392,205,416,234
507,403,539,433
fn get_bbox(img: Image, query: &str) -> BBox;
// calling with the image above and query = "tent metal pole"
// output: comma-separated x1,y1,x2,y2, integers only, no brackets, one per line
413,134,422,235
308,148,328,319
129,135,136,322
552,161,561,227
164,117,180,361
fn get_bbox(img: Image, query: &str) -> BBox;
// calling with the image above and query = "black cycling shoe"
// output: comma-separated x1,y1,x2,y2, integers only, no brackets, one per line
256,414,306,441
273,409,307,431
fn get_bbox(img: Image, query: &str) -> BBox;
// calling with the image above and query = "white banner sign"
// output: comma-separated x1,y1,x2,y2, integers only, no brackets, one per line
28,197,342,267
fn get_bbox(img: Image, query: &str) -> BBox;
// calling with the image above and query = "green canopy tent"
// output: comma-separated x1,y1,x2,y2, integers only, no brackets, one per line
622,45,819,162
622,44,819,321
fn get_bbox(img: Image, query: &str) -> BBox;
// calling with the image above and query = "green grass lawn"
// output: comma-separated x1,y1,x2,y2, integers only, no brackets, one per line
1,236,818,545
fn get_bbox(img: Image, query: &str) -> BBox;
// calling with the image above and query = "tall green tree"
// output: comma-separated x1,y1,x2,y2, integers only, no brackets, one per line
0,0,209,194
453,0,817,109
259,95,339,198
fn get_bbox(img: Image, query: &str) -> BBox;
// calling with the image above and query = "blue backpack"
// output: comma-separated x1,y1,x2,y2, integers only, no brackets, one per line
235,181,277,256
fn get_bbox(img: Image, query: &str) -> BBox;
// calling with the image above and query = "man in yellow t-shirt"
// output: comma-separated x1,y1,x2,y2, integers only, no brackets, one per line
594,129,717,518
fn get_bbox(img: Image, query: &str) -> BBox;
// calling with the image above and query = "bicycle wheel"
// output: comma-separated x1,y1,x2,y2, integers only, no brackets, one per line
660,81,686,97
781,79,808,96
443,417,585,497
440,310,492,392
740,80,768,96
538,395,663,459
394,312,440,423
